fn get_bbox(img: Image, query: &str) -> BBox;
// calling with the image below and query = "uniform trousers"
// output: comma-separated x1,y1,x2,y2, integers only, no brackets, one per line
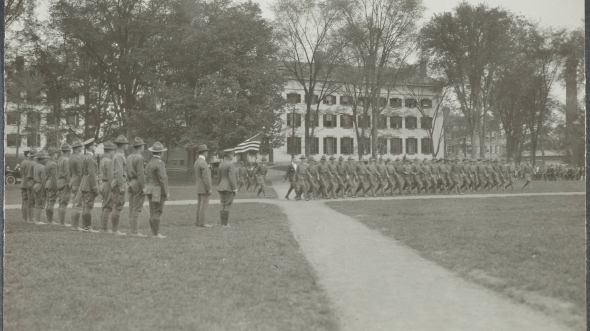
81,190,97,228
45,187,57,222
27,179,36,218
307,176,318,197
110,184,126,232
296,176,308,199
147,194,165,235
100,181,114,231
33,183,47,209
70,185,83,227
128,185,146,233
451,173,462,186
219,191,235,212
21,188,28,221
196,193,210,226
256,175,266,188
57,184,71,224
318,176,330,197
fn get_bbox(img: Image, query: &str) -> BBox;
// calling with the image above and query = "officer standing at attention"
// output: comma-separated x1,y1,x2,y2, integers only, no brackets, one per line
283,156,298,200
44,147,60,224
306,156,320,199
99,141,116,233
327,156,339,199
217,150,237,225
19,148,31,223
79,139,100,233
27,148,38,224
194,144,212,227
33,151,48,224
127,137,148,236
296,155,311,201
145,142,170,237
255,156,269,198
112,135,129,235
69,139,84,230
57,143,72,227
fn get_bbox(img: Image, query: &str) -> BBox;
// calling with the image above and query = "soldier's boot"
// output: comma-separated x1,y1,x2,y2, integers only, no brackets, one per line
111,212,120,233
46,208,54,224
101,211,110,232
28,204,34,222
72,209,82,229
37,207,47,224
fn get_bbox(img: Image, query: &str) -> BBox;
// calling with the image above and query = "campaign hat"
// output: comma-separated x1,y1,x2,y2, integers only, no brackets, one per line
196,144,208,153
36,151,48,159
133,137,146,147
71,139,84,148
28,148,38,157
114,135,129,144
148,141,167,152
300,155,307,160
348,156,354,161
309,156,316,162
329,155,336,160
47,147,59,155
395,157,401,161
103,141,117,150
338,156,344,161
83,138,95,147
320,155,327,161
60,142,71,151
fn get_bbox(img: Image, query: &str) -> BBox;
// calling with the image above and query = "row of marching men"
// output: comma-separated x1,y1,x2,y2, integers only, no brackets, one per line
279,155,534,200
18,135,171,238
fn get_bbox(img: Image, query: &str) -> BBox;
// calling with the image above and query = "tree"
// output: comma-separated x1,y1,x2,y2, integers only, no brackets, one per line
272,0,347,156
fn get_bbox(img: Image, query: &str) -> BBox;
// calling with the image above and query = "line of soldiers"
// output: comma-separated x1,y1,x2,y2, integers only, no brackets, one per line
532,164,584,181
18,136,170,238
277,155,534,200
235,157,270,198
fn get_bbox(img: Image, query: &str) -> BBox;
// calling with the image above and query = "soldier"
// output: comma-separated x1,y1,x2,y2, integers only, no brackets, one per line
245,163,255,191
327,156,339,198
19,148,32,222
345,156,358,197
255,157,269,198
57,143,72,226
491,159,502,191
111,135,129,235
522,161,533,190
410,159,422,194
334,156,347,198
448,158,464,195
485,159,498,191
497,159,507,191
145,142,170,237
401,158,413,194
237,162,247,192
392,158,405,196
27,148,38,224
283,156,298,200
33,151,49,224
383,158,397,197
99,141,116,233
467,159,477,192
420,159,432,195
354,158,368,197
365,157,378,197
375,158,388,197
217,150,237,226
69,139,86,230
295,155,311,201
316,155,329,198
459,159,470,193
127,137,148,236
78,139,100,233
306,156,320,199
44,147,60,224
194,144,212,228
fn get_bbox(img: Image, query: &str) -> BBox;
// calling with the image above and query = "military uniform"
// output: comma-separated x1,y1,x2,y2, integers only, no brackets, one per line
57,144,71,226
44,148,59,224
99,142,116,232
420,160,432,194
69,139,85,229
27,152,38,223
284,158,298,199
410,160,422,194
145,142,170,236
306,157,320,199
393,159,406,195
296,156,311,200
246,166,255,191
375,159,388,197
334,157,347,198
237,162,247,192
384,159,397,196
127,137,147,235
449,159,464,194
33,151,48,224
255,158,269,198
345,157,357,197
112,135,129,234
354,160,369,197
317,156,331,198
401,160,413,194
19,150,34,222
327,156,339,198
79,139,99,232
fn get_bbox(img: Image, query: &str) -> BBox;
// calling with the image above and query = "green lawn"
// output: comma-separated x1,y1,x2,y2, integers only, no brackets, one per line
327,196,586,330
4,204,339,331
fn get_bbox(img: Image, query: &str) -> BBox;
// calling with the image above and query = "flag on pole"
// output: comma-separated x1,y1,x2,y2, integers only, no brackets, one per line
231,133,262,154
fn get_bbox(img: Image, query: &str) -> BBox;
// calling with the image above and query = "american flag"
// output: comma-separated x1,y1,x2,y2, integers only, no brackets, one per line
228,133,262,154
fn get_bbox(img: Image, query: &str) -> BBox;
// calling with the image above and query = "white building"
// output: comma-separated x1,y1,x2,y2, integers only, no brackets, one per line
270,78,445,164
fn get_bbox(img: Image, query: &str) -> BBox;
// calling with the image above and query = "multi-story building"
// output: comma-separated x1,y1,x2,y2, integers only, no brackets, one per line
445,129,506,159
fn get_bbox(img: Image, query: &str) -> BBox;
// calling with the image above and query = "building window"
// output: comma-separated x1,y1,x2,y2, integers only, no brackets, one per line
390,138,403,155
405,99,417,108
406,138,417,155
287,137,302,155
323,137,337,155
377,115,387,129
46,113,56,126
390,98,402,108
491,145,495,154
323,114,337,128
27,133,41,147
340,114,353,129
26,112,41,127
495,145,499,153
379,97,387,107
341,137,354,155
305,94,319,104
359,137,371,155
286,93,301,104
7,134,19,147
421,138,432,154
340,95,352,105
66,114,79,126
323,95,337,105
309,112,319,127
390,116,402,129
358,97,370,107
377,137,387,155
6,112,18,125
358,115,371,129
421,99,432,108
180,160,185,166
309,137,320,155
405,116,417,129
421,116,432,129
287,113,302,127
486,145,490,153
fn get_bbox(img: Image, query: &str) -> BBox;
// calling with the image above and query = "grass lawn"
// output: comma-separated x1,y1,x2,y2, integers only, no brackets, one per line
4,203,339,331
327,196,586,330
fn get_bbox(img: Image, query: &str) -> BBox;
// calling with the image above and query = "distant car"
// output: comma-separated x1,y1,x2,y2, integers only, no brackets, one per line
5,166,22,185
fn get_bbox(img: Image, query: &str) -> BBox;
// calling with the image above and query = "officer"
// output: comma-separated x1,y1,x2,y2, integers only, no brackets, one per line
255,156,269,198
33,151,49,224
354,158,369,197
69,139,85,230
327,156,339,198
306,156,320,199
194,144,212,228
344,156,357,198
127,137,148,236
217,149,237,225
334,156,347,198
79,138,100,233
283,155,298,200
144,142,170,237
295,155,311,201
44,147,60,224
99,141,116,233
27,148,38,223
57,143,72,226
112,135,129,235
19,148,32,222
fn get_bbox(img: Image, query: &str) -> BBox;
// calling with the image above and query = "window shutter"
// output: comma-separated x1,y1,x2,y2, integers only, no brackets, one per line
323,137,327,154
333,137,338,154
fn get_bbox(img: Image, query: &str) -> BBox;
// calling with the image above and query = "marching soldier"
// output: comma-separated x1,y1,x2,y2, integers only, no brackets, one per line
475,158,486,191
317,155,330,198
245,163,255,192
522,161,533,190
27,149,38,223
448,158,464,195
401,158,413,194
345,156,357,198
45,147,60,224
306,156,320,199
295,155,311,201
492,159,503,191
237,162,247,192
79,139,100,233
354,158,369,197
468,159,478,192
255,157,269,198
127,137,148,236
283,156,298,200
57,143,72,226
484,159,496,191
505,159,515,190
145,142,170,237
327,156,339,198
384,158,398,197
111,135,129,235
459,159,470,193
430,158,441,194
33,151,49,224
393,158,405,196
365,157,379,197
334,156,347,198
99,141,116,233
19,149,33,222
420,159,432,194
409,159,421,194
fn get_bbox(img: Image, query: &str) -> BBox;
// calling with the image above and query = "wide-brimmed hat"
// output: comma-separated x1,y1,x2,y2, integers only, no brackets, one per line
386,157,392,162
28,148,38,157
395,157,401,161
70,139,83,148
309,156,315,161
60,142,71,151
132,137,146,147
300,155,307,160
329,155,336,160
261,156,267,161
348,156,354,160
36,151,48,159
338,156,344,161
83,138,95,147
148,141,167,153
320,155,327,160
196,144,208,153
114,135,129,144
103,141,116,150
47,147,59,155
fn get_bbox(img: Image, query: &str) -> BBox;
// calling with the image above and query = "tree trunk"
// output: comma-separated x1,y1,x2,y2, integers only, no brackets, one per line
565,55,578,165
186,147,196,182
470,126,478,159
15,102,21,159
480,111,486,158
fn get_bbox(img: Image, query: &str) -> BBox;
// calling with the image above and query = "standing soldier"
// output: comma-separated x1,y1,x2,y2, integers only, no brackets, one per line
99,141,116,233
327,156,339,199
57,143,72,226
69,139,84,230
127,137,148,236
33,151,49,224
334,156,347,198
522,161,533,190
306,156,320,199
194,144,212,228
79,139,100,233
217,150,237,226
317,155,330,199
344,156,357,198
283,156,298,200
354,158,368,197
237,162,247,192
295,155,311,201
19,149,32,222
145,142,170,237
111,135,129,235
27,149,38,224
44,147,60,224
255,157,269,198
